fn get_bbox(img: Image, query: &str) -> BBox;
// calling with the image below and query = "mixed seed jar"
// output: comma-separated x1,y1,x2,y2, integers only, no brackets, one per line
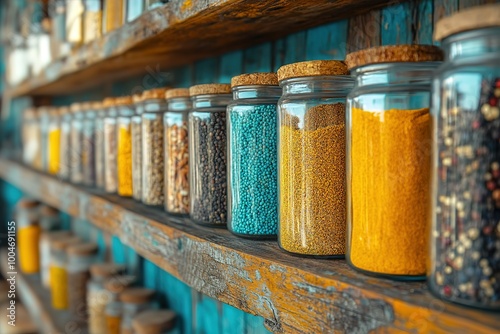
131,93,144,201
430,5,500,309
277,60,352,257
116,96,135,197
345,45,442,279
227,73,280,239
59,106,72,180
103,98,118,193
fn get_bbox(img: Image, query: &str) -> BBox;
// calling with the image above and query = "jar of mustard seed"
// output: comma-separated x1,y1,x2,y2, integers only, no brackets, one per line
132,93,144,201
132,309,177,334
103,98,118,193
142,88,169,206
228,73,280,239
120,288,156,334
116,96,135,197
16,198,40,274
59,106,72,180
96,98,111,190
82,101,100,186
430,5,500,309
345,45,443,279
47,107,62,175
164,89,192,216
189,84,232,226
277,60,353,257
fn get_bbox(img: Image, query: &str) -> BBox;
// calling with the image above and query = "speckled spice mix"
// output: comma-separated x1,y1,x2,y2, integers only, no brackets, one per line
279,103,346,256
349,107,431,276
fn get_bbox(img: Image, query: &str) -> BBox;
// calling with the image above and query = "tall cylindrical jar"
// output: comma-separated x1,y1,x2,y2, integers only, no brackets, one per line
40,230,71,288
83,0,102,43
59,106,72,180
277,61,352,257
132,310,177,334
227,73,280,239
95,98,110,189
70,102,85,184
22,108,37,167
47,107,62,175
119,288,156,334
103,98,118,193
430,5,500,309
16,198,40,274
82,101,99,186
104,275,136,334
103,0,124,33
345,45,443,278
189,84,232,226
164,89,191,215
132,94,144,201
116,96,135,197
142,88,168,206
39,107,50,172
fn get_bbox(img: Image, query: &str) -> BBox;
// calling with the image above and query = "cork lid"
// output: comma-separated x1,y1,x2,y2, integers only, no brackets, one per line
345,45,444,70
58,106,70,115
103,97,116,107
104,275,136,293
50,236,81,251
143,88,169,100
231,73,279,87
132,310,177,334
91,101,102,110
435,4,500,41
70,102,83,113
119,288,155,304
66,242,98,256
90,263,126,278
166,88,190,99
133,94,144,103
40,205,58,216
115,96,134,106
189,84,231,96
17,198,39,209
277,60,348,81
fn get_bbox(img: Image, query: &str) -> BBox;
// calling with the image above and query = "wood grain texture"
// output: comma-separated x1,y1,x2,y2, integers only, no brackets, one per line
1,158,499,334
347,9,382,53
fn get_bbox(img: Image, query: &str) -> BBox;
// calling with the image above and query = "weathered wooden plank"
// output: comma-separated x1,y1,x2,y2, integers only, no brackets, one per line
381,2,411,45
243,43,272,73
415,0,434,45
305,20,349,61
347,9,382,53
1,159,499,333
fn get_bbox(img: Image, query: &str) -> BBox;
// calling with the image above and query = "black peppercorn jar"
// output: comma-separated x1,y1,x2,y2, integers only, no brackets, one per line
188,84,232,226
430,4,500,310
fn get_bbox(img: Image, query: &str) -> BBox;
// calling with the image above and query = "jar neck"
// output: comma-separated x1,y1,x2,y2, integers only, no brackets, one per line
442,27,500,63
232,85,281,101
167,97,192,112
351,62,439,88
281,76,353,96
143,99,167,113
192,94,232,110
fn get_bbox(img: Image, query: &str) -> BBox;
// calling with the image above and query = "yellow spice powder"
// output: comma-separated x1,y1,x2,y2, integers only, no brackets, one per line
48,128,61,175
117,125,133,196
50,265,68,310
350,107,431,275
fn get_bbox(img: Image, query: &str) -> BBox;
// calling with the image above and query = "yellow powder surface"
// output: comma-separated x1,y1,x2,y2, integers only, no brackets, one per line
50,265,68,310
350,107,431,275
18,225,40,273
117,126,133,197
48,129,61,175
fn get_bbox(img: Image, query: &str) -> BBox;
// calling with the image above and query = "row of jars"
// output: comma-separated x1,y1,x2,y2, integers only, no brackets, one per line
20,5,500,310
15,198,177,334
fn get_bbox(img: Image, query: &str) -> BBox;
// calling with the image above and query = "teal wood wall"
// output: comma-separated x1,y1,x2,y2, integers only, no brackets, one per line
2,0,500,333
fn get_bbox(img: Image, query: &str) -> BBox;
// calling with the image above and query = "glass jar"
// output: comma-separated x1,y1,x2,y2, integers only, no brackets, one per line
70,102,85,184
104,275,136,334
95,99,109,189
277,61,352,257
145,0,168,10
83,0,102,43
103,0,124,33
430,7,500,309
22,108,37,167
39,107,51,172
39,205,61,231
132,310,177,334
126,0,144,22
16,198,40,274
132,94,144,201
87,264,125,334
116,97,135,197
142,88,168,206
47,107,62,175
227,74,280,239
119,288,156,334
103,98,118,193
164,89,191,215
189,84,232,226
50,236,81,310
59,106,72,180
66,0,84,45
83,102,99,186
344,45,443,278
40,230,71,288
66,243,98,318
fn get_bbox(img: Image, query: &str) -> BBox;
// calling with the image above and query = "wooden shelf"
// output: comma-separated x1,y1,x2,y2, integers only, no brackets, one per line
0,249,87,334
1,158,499,333
6,0,395,97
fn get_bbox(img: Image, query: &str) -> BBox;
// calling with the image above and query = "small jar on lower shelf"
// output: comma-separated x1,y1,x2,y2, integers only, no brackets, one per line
132,310,177,334
104,275,136,334
40,230,71,289
120,288,156,334
70,102,85,184
16,198,40,274
132,94,144,201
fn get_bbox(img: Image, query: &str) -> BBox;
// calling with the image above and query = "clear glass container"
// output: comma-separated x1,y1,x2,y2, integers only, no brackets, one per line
66,0,84,45
126,0,144,22
104,275,136,334
132,310,177,334
103,0,124,33
70,103,85,184
83,0,102,43
116,98,135,197
95,101,108,189
189,85,232,226
104,101,118,193
228,76,280,239
278,62,352,257
430,25,500,309
16,199,40,274
119,288,156,334
164,90,191,215
50,236,81,310
132,95,144,201
47,108,62,175
40,230,71,289
82,102,98,186
39,107,50,172
346,46,442,278
22,108,37,167
39,205,61,231
142,95,167,206
60,107,72,180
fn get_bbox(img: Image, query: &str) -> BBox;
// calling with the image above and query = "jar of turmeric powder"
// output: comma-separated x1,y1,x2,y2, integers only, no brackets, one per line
132,93,145,201
39,107,51,172
116,96,135,197
345,45,443,279
277,60,353,257
47,107,62,175
70,102,85,184
59,106,72,180
16,198,40,274
103,98,119,193
430,5,500,309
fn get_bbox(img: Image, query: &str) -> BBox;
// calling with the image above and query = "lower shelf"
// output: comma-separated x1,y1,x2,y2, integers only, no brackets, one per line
0,157,498,333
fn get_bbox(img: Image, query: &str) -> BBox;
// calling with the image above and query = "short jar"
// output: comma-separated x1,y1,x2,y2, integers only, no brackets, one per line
227,73,280,239
50,236,81,310
277,60,353,257
142,88,169,206
132,93,145,201
95,98,110,189
189,84,232,226
164,88,192,215
345,45,443,279
59,106,72,180
132,309,177,334
103,98,118,193
47,107,62,175
119,288,156,334
116,96,135,197
104,275,136,334
82,101,100,186
40,230,71,289
16,198,41,274
430,5,500,309
70,102,85,184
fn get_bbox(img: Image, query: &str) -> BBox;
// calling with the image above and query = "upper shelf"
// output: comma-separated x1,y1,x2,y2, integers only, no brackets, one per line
0,157,499,333
7,0,395,97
